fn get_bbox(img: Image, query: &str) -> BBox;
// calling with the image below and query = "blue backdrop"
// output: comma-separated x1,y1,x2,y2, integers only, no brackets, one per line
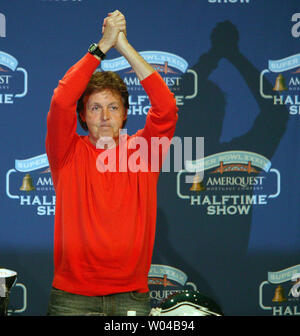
1,0,300,316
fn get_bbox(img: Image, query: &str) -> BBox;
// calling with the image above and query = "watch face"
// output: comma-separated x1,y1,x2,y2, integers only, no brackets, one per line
89,43,105,59
89,44,97,53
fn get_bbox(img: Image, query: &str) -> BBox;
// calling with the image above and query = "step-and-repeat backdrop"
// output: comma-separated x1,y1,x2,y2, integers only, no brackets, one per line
1,0,300,316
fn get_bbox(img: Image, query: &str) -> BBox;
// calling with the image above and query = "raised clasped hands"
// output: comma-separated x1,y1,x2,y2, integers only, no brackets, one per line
99,10,128,54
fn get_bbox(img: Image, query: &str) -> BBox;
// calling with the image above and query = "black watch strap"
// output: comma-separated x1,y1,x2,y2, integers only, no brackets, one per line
88,43,106,60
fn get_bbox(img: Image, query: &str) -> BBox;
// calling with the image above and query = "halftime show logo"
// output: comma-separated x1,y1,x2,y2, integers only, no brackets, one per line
259,265,300,316
6,154,55,216
100,51,197,116
148,264,198,306
0,51,28,104
260,53,300,116
177,151,280,215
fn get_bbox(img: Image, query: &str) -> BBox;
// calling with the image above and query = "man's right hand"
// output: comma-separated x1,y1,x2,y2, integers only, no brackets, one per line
100,10,154,81
98,10,126,54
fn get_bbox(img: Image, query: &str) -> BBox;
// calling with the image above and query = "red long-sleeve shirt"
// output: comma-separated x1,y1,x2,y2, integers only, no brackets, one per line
46,53,178,296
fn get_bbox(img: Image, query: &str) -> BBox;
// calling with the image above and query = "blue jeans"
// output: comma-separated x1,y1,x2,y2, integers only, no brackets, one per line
47,287,151,316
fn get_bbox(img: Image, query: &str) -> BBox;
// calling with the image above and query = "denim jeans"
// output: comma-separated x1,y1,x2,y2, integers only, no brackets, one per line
47,287,151,316
0,297,8,316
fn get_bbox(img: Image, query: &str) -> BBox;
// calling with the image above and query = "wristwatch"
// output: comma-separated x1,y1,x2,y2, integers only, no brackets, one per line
88,43,106,60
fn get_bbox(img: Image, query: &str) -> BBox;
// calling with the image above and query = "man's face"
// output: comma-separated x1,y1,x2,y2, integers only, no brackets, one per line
81,89,127,146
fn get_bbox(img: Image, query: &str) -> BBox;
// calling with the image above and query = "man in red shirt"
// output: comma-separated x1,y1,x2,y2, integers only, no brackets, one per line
46,10,178,316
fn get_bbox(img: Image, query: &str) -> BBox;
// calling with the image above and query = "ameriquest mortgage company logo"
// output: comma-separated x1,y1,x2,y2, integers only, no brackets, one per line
0,51,28,104
260,53,300,116
148,264,198,306
100,50,198,116
259,265,300,316
177,150,281,216
6,154,55,216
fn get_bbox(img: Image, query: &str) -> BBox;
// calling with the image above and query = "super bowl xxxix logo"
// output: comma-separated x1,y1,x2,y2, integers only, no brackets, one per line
6,154,55,216
259,265,300,316
0,51,28,104
260,53,300,115
148,264,197,306
100,50,197,115
177,151,280,215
